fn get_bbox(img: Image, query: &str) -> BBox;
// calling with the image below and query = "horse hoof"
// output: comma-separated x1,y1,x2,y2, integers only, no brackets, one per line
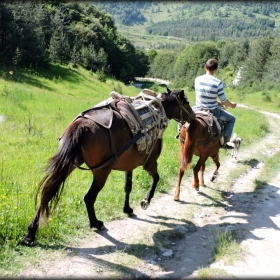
140,199,149,210
22,236,36,247
211,172,219,183
91,221,104,230
123,207,134,216
174,197,180,202
128,212,136,217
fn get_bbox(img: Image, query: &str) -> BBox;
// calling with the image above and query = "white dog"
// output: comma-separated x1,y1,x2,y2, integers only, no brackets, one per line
228,133,243,159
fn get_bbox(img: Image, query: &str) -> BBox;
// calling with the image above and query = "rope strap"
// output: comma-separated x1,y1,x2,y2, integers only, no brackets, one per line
75,131,143,171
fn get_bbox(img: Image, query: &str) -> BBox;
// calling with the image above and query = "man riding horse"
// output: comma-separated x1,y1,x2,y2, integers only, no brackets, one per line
193,58,237,150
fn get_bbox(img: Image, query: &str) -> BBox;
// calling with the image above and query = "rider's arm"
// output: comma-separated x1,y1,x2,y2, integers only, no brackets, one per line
217,101,226,109
222,99,237,108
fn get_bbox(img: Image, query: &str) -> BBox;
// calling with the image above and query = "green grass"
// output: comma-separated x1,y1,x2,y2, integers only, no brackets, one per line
0,64,140,271
254,149,280,191
212,229,244,266
0,64,272,275
197,267,234,278
227,88,280,115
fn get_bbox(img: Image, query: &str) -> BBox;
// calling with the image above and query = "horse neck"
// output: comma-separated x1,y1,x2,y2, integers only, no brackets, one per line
161,100,177,120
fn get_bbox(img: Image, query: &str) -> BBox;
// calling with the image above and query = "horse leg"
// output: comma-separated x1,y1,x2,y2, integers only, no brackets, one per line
123,170,134,215
210,153,220,183
199,163,206,187
22,208,40,246
192,157,205,191
84,169,111,230
140,160,159,210
174,167,184,201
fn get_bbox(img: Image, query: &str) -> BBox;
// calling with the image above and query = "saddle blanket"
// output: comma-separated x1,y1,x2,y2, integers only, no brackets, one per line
91,89,169,153
113,89,169,153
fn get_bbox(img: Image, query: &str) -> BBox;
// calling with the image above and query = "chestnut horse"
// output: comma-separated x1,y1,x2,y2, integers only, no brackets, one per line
23,88,195,246
174,111,222,201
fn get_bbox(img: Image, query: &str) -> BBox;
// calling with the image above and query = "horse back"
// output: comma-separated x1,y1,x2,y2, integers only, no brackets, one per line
179,112,221,166
192,113,221,156
68,110,152,172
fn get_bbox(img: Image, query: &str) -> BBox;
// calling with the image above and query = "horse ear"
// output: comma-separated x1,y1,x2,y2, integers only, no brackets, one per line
179,90,185,98
159,83,171,94
158,92,174,101
166,86,172,94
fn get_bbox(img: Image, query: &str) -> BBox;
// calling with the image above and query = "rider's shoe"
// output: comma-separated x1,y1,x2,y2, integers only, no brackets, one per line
221,142,234,150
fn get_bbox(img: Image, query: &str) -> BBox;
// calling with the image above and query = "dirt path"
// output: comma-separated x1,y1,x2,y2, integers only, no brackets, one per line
20,105,280,279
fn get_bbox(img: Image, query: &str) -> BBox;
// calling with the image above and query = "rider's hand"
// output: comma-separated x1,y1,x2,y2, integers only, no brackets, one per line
222,100,237,109
230,102,237,108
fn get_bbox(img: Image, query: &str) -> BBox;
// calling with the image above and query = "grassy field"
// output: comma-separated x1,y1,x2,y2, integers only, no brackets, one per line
0,64,270,275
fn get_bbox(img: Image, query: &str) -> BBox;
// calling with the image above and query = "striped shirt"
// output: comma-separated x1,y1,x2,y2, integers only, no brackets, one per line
194,74,227,110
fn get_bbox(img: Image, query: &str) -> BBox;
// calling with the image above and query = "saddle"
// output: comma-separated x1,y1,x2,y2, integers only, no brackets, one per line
112,89,169,153
70,89,169,154
193,108,225,146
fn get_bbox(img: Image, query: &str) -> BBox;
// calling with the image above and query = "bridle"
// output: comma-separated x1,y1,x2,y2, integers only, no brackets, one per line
174,94,196,124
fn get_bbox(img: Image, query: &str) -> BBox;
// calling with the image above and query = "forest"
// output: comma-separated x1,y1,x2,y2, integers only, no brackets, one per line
147,33,280,95
98,1,280,41
0,2,150,83
1,1,280,95
96,1,280,94
146,17,276,41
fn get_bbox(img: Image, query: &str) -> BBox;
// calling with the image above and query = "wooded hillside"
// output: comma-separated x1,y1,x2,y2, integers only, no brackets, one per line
0,2,150,83
96,1,280,48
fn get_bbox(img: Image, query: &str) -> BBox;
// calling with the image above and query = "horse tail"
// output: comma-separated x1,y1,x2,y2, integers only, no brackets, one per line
35,120,83,221
182,119,199,169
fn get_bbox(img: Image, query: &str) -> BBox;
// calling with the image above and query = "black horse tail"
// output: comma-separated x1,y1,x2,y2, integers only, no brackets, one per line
182,119,199,169
35,120,83,221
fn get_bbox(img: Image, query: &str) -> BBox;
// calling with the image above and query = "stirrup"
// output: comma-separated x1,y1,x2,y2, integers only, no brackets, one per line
221,143,234,150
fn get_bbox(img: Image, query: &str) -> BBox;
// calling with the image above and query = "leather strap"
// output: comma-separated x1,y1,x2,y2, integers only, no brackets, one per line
75,131,143,171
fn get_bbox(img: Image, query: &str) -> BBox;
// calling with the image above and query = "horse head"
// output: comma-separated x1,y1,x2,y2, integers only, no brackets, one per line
158,89,195,124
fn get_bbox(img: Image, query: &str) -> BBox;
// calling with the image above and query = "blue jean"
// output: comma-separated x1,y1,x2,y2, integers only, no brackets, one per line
192,105,236,143
212,106,236,143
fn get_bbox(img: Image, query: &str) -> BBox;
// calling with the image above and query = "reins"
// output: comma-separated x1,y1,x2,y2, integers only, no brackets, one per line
173,95,196,124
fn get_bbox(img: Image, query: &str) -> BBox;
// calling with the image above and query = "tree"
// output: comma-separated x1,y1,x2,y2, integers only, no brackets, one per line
48,30,71,64
0,3,16,66
231,38,250,69
241,35,274,86
3,3,49,67
184,41,220,88
147,49,157,64
134,50,150,77
79,44,97,70
218,40,236,68
148,50,177,80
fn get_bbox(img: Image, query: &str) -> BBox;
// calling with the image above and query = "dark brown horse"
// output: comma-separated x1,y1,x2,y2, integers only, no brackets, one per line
174,111,222,201
23,88,195,246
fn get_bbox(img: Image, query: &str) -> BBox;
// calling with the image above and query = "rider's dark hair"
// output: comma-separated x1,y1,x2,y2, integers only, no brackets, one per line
205,59,218,72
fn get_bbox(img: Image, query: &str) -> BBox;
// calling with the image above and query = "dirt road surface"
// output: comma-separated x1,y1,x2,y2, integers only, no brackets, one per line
20,105,280,279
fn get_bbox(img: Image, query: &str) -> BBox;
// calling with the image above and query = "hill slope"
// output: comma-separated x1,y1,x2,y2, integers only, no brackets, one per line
95,1,280,50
